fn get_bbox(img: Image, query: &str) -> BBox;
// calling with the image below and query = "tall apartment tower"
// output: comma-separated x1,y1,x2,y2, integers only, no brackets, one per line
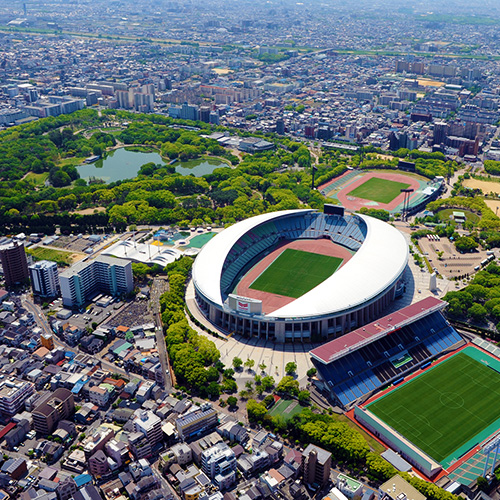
301,444,332,486
29,260,60,297
0,241,29,288
59,255,133,308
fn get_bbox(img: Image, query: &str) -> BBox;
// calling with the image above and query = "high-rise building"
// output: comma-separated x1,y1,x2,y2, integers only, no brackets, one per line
133,409,163,446
433,121,448,145
0,242,29,288
0,379,35,418
199,106,211,123
29,260,60,297
301,444,332,486
32,388,75,435
59,255,133,308
276,118,285,135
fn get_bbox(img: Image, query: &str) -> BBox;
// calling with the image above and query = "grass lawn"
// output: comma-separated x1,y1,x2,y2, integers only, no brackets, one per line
348,177,410,204
24,172,49,186
368,351,500,463
249,248,342,298
269,399,304,421
186,232,217,248
27,246,77,266
436,208,480,225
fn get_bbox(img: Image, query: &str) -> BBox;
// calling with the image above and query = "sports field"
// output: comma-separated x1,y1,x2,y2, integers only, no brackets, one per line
368,350,500,464
347,177,410,204
249,248,342,298
269,398,303,421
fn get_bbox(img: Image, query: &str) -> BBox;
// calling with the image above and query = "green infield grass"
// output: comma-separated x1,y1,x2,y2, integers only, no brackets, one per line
368,351,500,463
249,248,342,298
347,177,410,204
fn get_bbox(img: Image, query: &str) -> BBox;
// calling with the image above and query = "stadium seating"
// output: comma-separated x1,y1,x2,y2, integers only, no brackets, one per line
219,212,368,294
320,170,359,196
315,311,464,408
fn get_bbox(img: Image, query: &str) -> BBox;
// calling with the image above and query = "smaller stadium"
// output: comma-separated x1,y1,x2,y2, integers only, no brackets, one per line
310,296,500,481
319,169,445,216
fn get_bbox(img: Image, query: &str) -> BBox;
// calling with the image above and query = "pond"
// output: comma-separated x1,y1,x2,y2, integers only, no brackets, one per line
77,148,229,183
77,148,164,183
174,157,229,177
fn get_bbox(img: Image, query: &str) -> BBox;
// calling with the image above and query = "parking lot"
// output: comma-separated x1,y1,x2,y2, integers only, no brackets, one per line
49,297,125,330
418,236,493,279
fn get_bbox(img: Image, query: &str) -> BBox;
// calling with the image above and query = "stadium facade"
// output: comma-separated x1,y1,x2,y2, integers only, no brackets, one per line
192,208,408,342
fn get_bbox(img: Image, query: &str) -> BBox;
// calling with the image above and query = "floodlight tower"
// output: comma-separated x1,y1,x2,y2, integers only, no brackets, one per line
311,165,318,190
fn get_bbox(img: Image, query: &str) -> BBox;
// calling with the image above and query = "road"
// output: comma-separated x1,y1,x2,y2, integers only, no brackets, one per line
151,277,173,390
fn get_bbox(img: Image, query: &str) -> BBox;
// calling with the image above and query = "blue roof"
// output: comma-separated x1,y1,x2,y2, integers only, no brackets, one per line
74,473,92,487
72,379,86,394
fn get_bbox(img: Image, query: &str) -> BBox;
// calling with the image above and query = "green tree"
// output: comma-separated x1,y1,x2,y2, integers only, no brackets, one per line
261,375,275,391
468,303,487,322
476,476,489,492
455,236,478,252
276,376,299,396
227,396,238,407
247,399,268,422
206,381,221,398
306,367,317,378
244,358,255,371
285,361,297,375
232,357,243,369
298,390,310,403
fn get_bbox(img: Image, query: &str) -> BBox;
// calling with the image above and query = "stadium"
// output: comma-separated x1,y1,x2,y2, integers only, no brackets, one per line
310,296,500,482
319,169,445,216
192,206,408,343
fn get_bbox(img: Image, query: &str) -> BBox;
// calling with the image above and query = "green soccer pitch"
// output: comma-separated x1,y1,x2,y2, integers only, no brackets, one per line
249,248,343,298
348,177,411,204
367,350,500,464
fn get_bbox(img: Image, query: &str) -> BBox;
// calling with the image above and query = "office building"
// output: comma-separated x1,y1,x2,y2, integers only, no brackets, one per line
60,255,133,308
0,379,35,418
29,260,60,297
301,444,332,486
176,405,218,441
133,410,163,447
32,388,75,435
0,241,29,287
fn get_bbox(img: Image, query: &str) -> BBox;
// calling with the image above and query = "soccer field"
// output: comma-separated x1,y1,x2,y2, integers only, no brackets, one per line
348,177,410,204
368,350,500,463
249,248,342,298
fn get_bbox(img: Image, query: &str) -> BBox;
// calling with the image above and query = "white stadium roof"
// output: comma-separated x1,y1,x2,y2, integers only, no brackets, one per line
192,209,408,319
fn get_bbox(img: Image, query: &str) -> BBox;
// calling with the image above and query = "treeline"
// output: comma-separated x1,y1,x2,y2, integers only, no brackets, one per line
444,262,500,329
427,197,500,230
0,109,103,180
160,257,221,396
484,160,500,176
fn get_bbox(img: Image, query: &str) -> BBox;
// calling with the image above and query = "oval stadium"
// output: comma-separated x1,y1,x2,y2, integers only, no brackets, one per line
192,207,408,343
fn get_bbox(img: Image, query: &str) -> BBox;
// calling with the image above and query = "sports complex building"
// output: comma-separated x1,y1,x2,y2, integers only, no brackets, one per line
192,207,408,343
311,296,500,482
